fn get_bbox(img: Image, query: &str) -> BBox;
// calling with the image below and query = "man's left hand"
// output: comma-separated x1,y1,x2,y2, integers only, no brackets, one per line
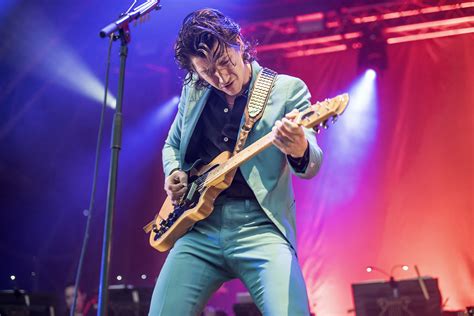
271,109,308,158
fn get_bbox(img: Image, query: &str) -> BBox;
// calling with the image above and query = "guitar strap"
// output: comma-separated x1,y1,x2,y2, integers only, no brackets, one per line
210,67,278,189
233,67,277,154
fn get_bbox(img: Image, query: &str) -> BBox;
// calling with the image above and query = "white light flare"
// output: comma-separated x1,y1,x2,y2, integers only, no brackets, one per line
9,7,117,109
152,95,180,124
43,45,117,109
333,68,378,158
321,68,378,205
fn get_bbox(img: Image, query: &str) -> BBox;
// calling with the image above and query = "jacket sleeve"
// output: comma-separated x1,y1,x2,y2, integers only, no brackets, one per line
162,84,188,176
284,77,323,179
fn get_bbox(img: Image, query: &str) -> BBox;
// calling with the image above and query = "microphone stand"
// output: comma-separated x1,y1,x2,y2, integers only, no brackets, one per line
366,265,406,298
388,276,399,298
97,2,161,315
97,25,128,316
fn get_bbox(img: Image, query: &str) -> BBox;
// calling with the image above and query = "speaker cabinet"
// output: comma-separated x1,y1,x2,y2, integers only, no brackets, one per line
352,277,442,316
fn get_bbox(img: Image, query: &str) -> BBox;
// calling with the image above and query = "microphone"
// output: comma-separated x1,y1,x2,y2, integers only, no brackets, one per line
99,0,161,38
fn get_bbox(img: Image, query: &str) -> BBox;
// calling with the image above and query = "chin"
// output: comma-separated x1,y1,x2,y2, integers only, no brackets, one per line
228,84,242,96
228,89,240,97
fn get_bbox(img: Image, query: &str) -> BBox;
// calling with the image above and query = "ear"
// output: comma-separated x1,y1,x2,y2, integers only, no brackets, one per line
236,36,244,51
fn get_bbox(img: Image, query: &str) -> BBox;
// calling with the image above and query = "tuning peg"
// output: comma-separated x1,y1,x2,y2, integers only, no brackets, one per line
322,120,329,129
331,115,338,124
314,126,321,134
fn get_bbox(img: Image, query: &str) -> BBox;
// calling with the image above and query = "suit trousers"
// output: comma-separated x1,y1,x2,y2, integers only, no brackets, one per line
148,197,310,316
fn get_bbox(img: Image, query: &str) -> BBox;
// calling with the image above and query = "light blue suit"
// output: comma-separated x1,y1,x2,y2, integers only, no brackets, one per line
151,61,323,315
162,61,322,250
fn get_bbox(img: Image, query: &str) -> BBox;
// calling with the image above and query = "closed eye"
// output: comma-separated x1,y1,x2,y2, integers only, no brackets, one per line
219,59,230,66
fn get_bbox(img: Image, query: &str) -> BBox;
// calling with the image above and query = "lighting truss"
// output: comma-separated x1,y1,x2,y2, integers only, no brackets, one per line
241,0,474,58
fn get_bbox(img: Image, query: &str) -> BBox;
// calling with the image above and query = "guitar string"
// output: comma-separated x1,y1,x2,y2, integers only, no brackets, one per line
164,98,344,225
192,99,339,191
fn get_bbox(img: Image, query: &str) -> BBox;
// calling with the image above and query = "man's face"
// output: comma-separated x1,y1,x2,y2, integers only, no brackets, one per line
190,41,250,97
65,286,85,310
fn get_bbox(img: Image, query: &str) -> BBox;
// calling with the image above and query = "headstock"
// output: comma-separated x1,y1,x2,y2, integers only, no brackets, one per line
295,93,349,133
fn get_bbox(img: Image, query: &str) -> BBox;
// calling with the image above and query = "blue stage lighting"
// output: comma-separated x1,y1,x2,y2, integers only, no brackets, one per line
6,7,117,109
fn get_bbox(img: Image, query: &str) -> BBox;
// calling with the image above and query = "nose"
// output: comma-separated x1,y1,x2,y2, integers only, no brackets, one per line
215,69,230,86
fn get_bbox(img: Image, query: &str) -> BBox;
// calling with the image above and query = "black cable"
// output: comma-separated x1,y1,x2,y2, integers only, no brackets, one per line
70,34,115,316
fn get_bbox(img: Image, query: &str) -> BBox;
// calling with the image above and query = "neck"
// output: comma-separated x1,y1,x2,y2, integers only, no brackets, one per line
242,62,252,87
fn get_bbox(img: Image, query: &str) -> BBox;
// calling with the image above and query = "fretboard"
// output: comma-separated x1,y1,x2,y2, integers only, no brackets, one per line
203,133,274,186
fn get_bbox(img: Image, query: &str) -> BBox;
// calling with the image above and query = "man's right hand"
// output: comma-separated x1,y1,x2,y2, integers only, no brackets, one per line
164,170,188,205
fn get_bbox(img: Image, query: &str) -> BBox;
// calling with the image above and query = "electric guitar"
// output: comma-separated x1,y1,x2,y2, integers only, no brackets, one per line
144,93,349,252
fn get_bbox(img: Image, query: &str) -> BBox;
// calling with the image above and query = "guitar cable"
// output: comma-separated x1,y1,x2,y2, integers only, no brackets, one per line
69,34,115,316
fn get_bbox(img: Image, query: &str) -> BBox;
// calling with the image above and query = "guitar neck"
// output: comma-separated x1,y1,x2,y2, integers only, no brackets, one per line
203,93,350,186
204,132,274,186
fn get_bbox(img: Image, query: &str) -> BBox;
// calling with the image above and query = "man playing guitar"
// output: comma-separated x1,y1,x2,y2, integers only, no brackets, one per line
148,8,323,315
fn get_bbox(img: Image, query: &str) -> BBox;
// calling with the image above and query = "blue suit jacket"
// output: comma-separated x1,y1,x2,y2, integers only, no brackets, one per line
162,61,323,249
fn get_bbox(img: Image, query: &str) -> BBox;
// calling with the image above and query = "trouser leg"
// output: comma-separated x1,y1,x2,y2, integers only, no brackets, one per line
148,229,232,316
237,239,310,316
223,200,310,316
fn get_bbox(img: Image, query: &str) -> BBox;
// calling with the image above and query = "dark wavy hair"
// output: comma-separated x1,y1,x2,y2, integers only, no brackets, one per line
174,8,256,89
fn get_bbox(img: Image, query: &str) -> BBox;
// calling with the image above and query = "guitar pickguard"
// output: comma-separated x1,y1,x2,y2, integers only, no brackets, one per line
152,165,219,241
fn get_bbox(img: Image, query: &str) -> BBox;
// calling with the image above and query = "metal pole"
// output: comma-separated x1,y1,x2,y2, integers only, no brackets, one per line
97,26,129,316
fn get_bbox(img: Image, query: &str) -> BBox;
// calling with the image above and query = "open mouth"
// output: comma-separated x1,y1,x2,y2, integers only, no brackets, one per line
222,81,233,89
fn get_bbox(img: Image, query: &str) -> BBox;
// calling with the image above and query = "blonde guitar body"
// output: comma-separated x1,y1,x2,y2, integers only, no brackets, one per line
144,93,350,252
148,151,233,252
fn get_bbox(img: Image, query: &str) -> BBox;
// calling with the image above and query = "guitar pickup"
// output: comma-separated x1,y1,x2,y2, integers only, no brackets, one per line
183,182,199,206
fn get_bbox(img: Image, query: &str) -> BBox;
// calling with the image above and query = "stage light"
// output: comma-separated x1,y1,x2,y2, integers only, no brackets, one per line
321,68,378,205
6,7,117,109
365,266,391,278
342,66,378,137
366,265,410,278
365,69,377,80
152,95,180,123
116,275,122,281
10,275,16,280
358,25,387,72
285,44,347,58
295,12,325,34
141,274,147,280
387,27,474,44
172,96,180,104
42,45,117,109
